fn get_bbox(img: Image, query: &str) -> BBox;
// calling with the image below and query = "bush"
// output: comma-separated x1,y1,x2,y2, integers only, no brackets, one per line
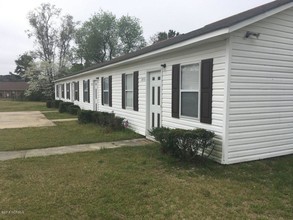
59,102,73,113
99,112,115,127
46,100,53,108
149,127,172,153
150,127,215,161
78,110,125,130
78,110,93,124
109,116,124,130
53,100,63,108
67,105,80,115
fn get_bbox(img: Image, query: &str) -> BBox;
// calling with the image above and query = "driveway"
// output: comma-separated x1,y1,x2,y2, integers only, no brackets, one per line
0,111,55,129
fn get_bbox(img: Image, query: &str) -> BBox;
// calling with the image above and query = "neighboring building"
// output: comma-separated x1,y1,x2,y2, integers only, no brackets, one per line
54,0,293,164
0,82,28,99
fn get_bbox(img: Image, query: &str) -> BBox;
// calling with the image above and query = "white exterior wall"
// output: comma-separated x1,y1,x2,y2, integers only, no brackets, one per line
55,39,228,163
227,8,293,164
160,41,227,162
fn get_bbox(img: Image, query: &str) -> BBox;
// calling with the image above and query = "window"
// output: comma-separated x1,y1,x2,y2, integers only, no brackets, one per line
56,85,59,98
103,77,109,105
180,64,199,118
83,80,90,103
74,81,79,101
66,83,70,99
125,74,133,108
61,84,65,98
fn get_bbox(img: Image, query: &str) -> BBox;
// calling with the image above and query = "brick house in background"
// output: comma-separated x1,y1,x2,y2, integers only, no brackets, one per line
0,82,28,99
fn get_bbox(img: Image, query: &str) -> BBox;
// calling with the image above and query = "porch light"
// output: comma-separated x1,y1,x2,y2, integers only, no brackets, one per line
245,31,260,39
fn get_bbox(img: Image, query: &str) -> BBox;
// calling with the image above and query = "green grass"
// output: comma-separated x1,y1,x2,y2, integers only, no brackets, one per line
43,111,77,119
0,145,292,219
0,121,141,151
0,100,47,112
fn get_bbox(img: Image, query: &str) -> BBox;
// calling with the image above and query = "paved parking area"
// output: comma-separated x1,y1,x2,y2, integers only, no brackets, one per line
0,111,55,129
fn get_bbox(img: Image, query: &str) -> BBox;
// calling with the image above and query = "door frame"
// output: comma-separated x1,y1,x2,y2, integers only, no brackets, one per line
146,70,162,135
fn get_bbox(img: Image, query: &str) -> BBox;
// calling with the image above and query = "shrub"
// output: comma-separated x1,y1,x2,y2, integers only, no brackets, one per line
46,100,53,108
149,127,172,153
59,102,73,113
67,105,80,115
99,112,115,127
77,110,125,131
53,100,63,108
150,127,215,161
92,111,102,124
78,110,93,124
109,116,124,130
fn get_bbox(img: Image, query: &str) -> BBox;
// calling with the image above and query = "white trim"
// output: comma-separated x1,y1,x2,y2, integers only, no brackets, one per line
222,37,232,164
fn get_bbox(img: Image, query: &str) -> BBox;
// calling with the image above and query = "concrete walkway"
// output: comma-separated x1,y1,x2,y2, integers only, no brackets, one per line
51,118,78,122
0,138,153,161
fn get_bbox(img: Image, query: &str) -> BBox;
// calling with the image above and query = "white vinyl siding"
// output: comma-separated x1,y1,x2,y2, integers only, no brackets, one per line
227,7,293,164
161,41,227,162
54,39,227,163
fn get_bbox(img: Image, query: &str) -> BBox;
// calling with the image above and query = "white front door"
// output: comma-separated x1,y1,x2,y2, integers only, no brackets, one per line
149,71,162,129
93,80,99,111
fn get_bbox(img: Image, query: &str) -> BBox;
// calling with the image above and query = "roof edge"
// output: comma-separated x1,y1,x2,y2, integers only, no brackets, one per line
55,0,293,82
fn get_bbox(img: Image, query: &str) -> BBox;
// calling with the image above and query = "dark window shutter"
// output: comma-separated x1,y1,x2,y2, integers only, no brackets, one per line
88,79,90,103
109,76,112,107
101,77,104,105
77,81,79,101
122,74,126,109
200,59,213,124
75,81,79,101
172,64,180,118
83,80,85,102
133,71,139,111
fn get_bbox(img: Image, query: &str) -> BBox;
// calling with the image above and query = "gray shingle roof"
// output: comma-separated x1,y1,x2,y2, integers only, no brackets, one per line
57,0,292,80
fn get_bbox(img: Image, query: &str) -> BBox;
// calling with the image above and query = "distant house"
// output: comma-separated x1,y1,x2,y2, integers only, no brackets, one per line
54,0,293,164
0,82,28,99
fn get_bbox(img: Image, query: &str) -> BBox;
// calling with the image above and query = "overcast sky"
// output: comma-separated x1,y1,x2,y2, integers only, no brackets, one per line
0,0,273,75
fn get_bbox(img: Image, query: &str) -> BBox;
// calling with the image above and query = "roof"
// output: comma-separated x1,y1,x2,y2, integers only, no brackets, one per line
56,0,293,81
0,82,29,91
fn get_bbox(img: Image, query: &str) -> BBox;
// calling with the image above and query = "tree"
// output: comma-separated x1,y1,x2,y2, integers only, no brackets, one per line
14,53,34,79
24,61,58,100
25,3,77,98
150,29,180,44
27,3,60,65
118,15,146,54
58,15,78,74
74,11,146,67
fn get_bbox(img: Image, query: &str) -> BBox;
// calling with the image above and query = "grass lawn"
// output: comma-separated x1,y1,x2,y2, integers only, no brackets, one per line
0,100,47,112
0,121,141,151
42,111,77,119
0,145,292,219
